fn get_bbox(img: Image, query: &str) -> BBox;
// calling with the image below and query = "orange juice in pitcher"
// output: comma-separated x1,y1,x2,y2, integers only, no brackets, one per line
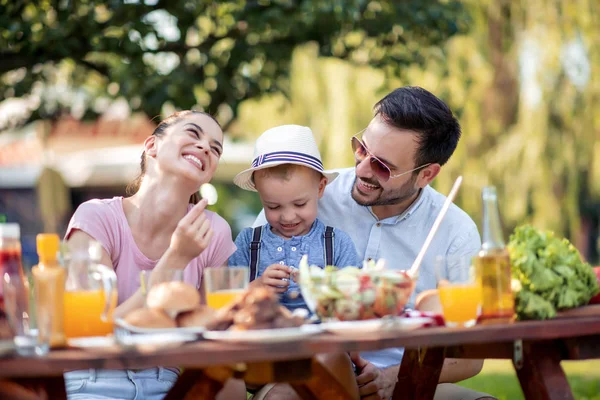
64,290,117,338
64,241,117,338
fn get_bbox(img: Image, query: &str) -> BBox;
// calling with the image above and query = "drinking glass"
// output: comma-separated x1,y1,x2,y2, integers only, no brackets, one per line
203,267,248,309
3,273,51,356
434,256,481,327
140,269,184,296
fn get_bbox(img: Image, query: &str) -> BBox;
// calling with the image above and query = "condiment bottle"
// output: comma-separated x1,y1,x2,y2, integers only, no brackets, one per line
0,223,28,331
32,234,66,347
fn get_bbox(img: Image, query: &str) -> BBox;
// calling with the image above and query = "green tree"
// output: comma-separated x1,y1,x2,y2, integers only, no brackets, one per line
0,0,468,131
426,0,600,244
232,0,600,260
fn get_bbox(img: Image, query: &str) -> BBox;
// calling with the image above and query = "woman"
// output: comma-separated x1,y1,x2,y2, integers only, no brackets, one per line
64,110,244,399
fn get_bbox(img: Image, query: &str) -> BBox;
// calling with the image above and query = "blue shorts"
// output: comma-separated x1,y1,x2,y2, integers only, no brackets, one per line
64,367,179,400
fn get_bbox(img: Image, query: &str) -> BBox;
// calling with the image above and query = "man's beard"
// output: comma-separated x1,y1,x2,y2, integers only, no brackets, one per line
351,174,419,207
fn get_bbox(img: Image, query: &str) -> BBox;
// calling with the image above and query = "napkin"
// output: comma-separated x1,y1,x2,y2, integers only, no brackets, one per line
400,310,445,327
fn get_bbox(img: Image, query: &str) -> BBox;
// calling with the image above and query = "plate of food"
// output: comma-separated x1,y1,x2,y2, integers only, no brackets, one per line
68,336,116,347
67,336,124,353
203,325,321,342
116,332,198,352
203,284,320,343
116,281,215,335
319,316,433,336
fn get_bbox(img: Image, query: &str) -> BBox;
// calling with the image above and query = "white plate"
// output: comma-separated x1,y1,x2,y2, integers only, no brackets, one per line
320,317,432,335
68,336,116,349
203,324,322,343
117,332,197,351
115,318,206,335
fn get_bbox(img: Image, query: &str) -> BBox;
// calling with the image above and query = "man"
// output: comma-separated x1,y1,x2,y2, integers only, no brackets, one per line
254,86,494,400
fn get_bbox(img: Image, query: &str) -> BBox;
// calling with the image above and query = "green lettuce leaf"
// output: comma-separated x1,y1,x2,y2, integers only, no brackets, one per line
508,224,600,320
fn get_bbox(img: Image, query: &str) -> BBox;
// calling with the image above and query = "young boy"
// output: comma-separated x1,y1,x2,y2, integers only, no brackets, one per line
229,125,362,311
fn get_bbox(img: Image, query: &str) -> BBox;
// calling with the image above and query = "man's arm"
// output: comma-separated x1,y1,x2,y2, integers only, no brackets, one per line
439,359,483,383
380,358,483,389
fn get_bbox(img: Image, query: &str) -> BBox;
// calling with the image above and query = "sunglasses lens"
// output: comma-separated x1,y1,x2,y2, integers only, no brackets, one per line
352,137,367,160
370,158,390,182
352,137,390,181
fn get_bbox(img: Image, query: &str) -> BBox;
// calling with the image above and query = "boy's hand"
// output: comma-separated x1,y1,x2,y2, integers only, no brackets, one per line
261,264,292,293
289,267,299,283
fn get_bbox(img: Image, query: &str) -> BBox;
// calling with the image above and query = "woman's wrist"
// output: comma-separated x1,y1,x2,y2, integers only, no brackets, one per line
159,247,192,270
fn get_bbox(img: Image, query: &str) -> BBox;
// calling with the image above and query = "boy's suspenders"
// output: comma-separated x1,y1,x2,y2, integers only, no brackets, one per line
324,226,334,266
249,226,263,282
248,225,335,282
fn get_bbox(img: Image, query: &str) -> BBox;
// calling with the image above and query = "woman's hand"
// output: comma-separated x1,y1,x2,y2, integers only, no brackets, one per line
260,264,292,293
167,199,214,267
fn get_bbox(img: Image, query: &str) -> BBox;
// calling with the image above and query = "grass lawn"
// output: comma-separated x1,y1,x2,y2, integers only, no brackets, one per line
458,359,600,400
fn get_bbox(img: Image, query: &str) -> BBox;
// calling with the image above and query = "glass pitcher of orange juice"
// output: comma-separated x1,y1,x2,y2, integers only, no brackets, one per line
64,240,117,338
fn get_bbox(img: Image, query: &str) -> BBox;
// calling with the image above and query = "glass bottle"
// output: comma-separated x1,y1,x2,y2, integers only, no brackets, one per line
0,223,28,319
0,223,46,355
32,234,66,347
474,186,515,322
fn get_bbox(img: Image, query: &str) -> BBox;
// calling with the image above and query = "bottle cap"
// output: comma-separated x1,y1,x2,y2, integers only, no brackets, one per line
36,233,60,260
0,223,20,239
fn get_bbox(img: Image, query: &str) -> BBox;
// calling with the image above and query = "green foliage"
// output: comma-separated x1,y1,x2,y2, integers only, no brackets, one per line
235,0,600,258
426,0,600,244
0,0,468,129
508,224,599,320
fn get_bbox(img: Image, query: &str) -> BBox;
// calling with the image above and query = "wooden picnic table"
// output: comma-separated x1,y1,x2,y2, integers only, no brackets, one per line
0,315,599,400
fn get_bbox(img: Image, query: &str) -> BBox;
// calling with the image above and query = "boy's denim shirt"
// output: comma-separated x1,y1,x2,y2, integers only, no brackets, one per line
229,218,362,311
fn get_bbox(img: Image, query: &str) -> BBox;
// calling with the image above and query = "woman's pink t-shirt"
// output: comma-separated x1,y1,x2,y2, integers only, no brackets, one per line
65,197,237,304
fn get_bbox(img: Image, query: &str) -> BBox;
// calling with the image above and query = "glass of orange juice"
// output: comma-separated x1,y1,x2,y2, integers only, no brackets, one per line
435,256,481,327
140,268,184,296
204,267,248,309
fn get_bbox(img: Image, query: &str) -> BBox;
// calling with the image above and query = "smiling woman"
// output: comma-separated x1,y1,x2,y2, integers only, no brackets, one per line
62,110,244,400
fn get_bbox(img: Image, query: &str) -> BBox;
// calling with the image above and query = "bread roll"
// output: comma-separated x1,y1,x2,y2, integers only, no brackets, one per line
124,308,176,329
146,281,200,315
176,305,215,328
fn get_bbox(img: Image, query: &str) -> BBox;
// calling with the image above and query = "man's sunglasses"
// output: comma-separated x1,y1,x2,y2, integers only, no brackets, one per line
351,131,431,182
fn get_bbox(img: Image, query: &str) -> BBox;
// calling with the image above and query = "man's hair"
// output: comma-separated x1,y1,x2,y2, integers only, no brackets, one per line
374,86,461,167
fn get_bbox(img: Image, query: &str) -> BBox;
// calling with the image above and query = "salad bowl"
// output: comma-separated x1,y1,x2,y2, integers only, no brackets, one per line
298,256,416,321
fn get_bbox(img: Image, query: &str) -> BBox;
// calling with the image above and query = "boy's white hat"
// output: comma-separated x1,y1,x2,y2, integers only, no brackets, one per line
233,125,338,192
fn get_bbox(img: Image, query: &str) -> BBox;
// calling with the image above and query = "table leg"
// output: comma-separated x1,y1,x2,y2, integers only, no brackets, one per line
290,357,357,400
393,347,445,400
163,368,227,400
513,341,574,400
